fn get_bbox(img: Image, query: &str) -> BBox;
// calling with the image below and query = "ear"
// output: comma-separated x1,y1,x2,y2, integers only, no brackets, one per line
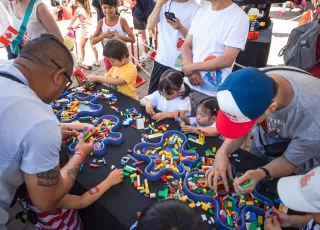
52,68,66,86
178,87,183,92
264,101,278,116
210,115,216,123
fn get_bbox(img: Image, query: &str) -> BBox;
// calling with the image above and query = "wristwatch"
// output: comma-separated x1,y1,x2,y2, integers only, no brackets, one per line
259,167,272,181
74,151,86,160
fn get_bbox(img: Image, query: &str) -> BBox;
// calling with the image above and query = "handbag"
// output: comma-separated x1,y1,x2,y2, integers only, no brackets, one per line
10,0,37,55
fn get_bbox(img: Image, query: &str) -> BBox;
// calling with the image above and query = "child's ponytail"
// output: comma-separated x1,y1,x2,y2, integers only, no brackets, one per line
78,0,92,19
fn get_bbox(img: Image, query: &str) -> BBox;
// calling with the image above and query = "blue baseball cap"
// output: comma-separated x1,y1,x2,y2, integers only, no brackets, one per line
216,67,274,139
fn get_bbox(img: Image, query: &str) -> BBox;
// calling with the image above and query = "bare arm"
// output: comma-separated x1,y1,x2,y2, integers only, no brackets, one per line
183,126,219,137
37,3,63,42
181,34,193,65
56,169,123,209
67,15,78,29
119,18,135,43
87,75,126,86
91,20,104,45
147,0,167,30
23,135,93,212
184,46,240,73
140,97,155,115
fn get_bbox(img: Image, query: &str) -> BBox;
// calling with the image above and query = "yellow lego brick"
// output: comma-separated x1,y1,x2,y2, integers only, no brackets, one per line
258,216,263,225
189,202,196,208
130,173,137,179
212,147,216,153
137,186,145,190
178,195,188,203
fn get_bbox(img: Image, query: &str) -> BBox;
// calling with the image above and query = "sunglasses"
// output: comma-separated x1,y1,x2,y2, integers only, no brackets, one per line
51,60,73,90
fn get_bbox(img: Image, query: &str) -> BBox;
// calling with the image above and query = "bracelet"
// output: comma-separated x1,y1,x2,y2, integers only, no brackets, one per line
74,151,86,160
259,167,272,181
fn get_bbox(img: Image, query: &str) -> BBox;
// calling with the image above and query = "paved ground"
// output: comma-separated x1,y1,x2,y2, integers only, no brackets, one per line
2,4,302,229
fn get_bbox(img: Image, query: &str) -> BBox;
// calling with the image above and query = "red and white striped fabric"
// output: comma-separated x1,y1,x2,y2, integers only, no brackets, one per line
0,26,18,46
27,203,83,230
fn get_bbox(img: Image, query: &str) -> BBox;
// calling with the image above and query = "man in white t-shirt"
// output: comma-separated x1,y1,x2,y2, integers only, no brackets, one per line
146,0,199,94
181,0,249,114
0,34,93,229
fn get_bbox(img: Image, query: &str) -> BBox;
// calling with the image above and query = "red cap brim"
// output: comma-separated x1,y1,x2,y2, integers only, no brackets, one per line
216,110,257,139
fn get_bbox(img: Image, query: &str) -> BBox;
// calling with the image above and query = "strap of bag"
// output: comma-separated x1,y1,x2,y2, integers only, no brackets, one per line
261,66,315,77
10,0,37,55
0,72,25,85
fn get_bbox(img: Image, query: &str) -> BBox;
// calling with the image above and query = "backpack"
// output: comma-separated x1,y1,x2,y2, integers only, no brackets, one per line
278,21,320,71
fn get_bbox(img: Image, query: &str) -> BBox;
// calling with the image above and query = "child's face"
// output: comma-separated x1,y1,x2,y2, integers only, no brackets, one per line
196,105,216,126
101,4,117,18
161,88,180,100
107,56,127,67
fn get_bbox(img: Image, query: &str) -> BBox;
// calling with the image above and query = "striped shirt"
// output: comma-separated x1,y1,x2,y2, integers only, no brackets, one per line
26,200,83,230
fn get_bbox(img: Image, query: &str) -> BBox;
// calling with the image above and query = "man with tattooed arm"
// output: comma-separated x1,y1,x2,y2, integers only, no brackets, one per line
0,34,93,229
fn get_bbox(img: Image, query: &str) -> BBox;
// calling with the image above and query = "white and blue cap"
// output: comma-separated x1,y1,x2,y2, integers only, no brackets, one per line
216,67,274,139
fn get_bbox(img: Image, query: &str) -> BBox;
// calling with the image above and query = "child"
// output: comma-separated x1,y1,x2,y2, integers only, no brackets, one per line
264,166,320,230
67,0,99,69
140,69,191,122
180,98,220,136
130,199,207,230
26,141,124,230
91,0,135,72
86,39,138,100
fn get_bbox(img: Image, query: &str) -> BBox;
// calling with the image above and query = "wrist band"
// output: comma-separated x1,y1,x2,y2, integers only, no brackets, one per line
75,151,86,160
259,167,272,181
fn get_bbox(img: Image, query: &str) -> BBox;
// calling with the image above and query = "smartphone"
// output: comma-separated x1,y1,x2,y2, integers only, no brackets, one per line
165,12,176,21
136,118,145,130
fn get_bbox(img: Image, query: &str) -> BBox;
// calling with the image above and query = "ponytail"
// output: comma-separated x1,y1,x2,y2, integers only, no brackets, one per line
78,0,92,19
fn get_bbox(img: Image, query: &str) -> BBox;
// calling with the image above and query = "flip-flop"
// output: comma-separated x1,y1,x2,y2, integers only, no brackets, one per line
81,64,92,70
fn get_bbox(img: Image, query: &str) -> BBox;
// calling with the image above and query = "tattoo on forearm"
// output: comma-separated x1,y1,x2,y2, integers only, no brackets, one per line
67,164,80,185
37,165,60,187
88,186,100,195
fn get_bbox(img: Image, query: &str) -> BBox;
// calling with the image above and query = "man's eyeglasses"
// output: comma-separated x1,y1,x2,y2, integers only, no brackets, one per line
51,60,73,90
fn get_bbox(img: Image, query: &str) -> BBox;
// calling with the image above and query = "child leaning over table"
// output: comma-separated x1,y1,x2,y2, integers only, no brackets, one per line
25,124,124,230
140,69,191,122
86,39,138,100
179,97,220,137
264,166,320,230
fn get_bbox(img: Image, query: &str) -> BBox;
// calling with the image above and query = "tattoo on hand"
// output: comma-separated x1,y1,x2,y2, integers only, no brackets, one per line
37,165,60,187
68,164,80,185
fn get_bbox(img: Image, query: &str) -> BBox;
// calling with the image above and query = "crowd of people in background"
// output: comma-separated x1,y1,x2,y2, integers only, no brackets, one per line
1,0,320,229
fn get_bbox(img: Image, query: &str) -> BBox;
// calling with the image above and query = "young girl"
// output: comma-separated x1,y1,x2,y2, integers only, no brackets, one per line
180,98,220,136
140,69,191,122
91,0,135,72
67,0,99,69
26,141,123,230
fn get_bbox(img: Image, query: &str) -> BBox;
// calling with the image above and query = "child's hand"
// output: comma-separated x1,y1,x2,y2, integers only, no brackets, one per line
86,75,98,82
271,206,292,227
146,103,155,116
107,169,124,186
181,125,196,134
264,216,282,230
103,32,114,39
153,112,166,122
112,31,121,39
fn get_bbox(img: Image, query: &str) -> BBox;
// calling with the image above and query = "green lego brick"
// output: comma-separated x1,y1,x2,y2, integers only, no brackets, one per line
131,177,135,183
208,209,215,216
250,221,257,230
172,149,179,156
227,215,233,227
241,180,254,189
207,191,214,197
196,161,202,169
158,188,169,200
123,172,130,177
205,149,215,156
227,178,233,185
190,177,198,183
195,187,203,194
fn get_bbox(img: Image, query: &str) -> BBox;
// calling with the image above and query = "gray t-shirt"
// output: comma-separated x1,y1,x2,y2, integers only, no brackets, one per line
0,63,61,229
253,67,320,174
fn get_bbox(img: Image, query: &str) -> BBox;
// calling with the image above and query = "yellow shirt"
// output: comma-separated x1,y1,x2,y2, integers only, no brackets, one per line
105,62,138,100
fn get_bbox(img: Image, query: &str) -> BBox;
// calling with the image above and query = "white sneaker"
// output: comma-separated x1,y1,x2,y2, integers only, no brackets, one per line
140,52,149,61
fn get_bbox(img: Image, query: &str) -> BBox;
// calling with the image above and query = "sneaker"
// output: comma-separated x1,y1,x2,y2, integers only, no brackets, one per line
93,62,100,67
140,52,149,61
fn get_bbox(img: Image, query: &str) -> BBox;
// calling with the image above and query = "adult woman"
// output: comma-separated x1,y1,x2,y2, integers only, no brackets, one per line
2,0,63,59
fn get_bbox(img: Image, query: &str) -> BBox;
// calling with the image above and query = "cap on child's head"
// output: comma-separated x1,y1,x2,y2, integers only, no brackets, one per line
137,199,206,230
277,166,320,213
216,67,274,139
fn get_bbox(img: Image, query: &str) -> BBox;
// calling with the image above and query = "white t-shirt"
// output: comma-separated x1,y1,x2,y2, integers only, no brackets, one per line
145,91,191,116
184,4,249,97
189,117,216,128
0,63,61,228
155,0,199,70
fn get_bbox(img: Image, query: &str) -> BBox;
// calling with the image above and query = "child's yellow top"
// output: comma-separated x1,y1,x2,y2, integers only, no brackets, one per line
105,62,138,100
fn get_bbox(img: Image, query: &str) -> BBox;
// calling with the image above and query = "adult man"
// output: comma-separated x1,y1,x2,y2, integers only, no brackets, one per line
0,34,93,228
205,67,320,194
181,0,248,114
147,0,199,94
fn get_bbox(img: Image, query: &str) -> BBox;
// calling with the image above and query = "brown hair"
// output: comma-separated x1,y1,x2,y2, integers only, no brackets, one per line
103,39,129,60
78,0,92,19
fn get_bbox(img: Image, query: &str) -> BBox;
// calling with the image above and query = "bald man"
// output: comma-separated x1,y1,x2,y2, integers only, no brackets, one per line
0,34,93,229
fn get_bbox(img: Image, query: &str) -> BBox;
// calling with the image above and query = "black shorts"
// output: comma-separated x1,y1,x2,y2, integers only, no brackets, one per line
133,17,147,30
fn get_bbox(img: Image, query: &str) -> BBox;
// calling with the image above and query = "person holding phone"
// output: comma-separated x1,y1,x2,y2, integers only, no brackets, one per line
147,0,199,94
